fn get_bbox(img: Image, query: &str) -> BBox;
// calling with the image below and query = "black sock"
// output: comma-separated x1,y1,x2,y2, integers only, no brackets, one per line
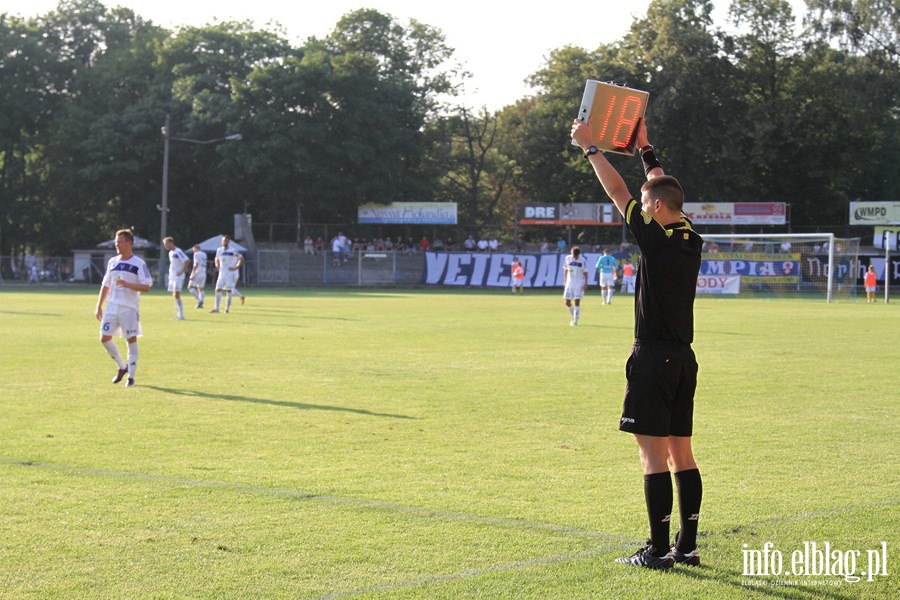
644,471,673,555
674,468,702,551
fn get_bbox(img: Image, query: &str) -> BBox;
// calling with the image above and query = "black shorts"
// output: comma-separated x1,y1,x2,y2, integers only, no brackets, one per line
619,342,698,437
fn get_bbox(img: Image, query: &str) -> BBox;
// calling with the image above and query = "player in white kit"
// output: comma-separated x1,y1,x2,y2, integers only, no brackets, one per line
188,245,207,309
163,237,190,320
95,229,153,387
212,235,244,313
563,246,589,326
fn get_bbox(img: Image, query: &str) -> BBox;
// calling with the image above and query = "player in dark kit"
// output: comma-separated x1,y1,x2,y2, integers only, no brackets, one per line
571,118,704,570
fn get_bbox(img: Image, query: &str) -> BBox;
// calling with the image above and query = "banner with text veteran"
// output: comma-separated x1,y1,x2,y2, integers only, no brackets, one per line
424,251,750,294
358,202,457,225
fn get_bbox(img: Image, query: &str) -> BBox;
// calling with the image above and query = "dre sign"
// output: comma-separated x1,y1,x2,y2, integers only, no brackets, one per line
523,206,556,219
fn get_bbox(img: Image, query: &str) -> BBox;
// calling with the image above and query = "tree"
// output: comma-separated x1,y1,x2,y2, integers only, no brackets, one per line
37,3,170,251
619,0,748,202
153,22,291,241
231,9,457,228
432,107,517,234
0,12,69,253
805,0,899,65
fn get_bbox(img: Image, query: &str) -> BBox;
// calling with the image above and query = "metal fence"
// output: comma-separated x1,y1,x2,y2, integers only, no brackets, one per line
0,255,248,287
2,255,95,284
253,249,422,287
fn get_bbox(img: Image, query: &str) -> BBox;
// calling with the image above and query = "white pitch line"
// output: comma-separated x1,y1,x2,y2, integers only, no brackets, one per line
310,544,630,600
0,456,635,542
4,456,895,598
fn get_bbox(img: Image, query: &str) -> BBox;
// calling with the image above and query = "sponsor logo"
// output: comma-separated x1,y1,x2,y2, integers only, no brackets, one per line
524,206,556,219
854,206,888,221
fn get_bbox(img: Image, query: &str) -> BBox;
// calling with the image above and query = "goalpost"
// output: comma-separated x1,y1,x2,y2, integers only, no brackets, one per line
699,233,861,303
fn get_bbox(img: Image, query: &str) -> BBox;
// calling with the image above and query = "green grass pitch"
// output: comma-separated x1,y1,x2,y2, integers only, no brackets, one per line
0,287,897,598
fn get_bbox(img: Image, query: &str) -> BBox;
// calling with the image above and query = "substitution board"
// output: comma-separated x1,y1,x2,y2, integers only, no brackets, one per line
573,80,649,156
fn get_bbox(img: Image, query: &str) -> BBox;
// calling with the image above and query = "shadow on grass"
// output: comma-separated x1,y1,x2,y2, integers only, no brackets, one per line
670,564,861,600
144,385,416,420
231,307,365,321
0,309,64,317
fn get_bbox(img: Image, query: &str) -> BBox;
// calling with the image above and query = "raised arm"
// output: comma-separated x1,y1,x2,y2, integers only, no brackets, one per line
570,120,632,217
634,118,664,180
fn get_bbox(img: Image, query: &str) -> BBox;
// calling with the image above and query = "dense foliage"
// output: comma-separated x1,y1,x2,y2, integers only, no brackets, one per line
0,0,896,253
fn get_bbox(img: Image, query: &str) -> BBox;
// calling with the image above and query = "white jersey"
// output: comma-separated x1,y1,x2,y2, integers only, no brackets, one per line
191,251,207,282
216,246,242,272
563,255,589,291
168,246,189,278
102,254,153,310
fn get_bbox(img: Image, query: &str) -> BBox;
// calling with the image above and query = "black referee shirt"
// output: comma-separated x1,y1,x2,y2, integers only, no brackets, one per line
624,198,703,345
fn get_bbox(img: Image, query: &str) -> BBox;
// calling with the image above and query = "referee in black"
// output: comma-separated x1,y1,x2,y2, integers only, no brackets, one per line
571,118,703,570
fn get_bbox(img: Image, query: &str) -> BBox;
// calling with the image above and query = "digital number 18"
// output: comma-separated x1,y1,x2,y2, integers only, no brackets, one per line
596,94,643,149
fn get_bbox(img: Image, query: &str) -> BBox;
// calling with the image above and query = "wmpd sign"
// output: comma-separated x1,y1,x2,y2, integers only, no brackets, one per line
849,201,900,225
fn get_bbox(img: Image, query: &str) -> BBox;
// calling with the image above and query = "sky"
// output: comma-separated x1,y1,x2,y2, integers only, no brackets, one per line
2,0,809,111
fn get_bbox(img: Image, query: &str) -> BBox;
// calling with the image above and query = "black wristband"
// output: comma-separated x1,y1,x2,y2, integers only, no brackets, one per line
640,147,662,175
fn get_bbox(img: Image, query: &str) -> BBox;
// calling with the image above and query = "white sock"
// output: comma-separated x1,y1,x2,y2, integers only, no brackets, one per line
188,287,200,300
175,297,184,318
607,289,614,303
102,340,126,369
568,305,574,317
226,292,233,311
199,290,205,304
232,289,242,299
127,342,138,379
215,292,222,310
574,306,581,322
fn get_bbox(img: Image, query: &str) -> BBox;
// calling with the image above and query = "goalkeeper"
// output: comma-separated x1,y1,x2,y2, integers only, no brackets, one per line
571,118,704,570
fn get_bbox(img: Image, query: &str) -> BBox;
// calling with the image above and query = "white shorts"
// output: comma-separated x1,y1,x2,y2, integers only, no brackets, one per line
599,273,616,287
865,286,876,293
189,274,205,289
100,304,143,339
216,270,239,291
167,274,185,293
512,278,524,288
564,286,585,301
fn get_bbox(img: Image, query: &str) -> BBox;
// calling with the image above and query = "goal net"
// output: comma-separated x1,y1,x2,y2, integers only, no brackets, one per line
699,234,861,302
358,251,396,285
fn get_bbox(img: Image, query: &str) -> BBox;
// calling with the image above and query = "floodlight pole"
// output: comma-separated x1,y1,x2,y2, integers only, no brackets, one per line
826,233,835,303
159,114,171,283
158,114,242,282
